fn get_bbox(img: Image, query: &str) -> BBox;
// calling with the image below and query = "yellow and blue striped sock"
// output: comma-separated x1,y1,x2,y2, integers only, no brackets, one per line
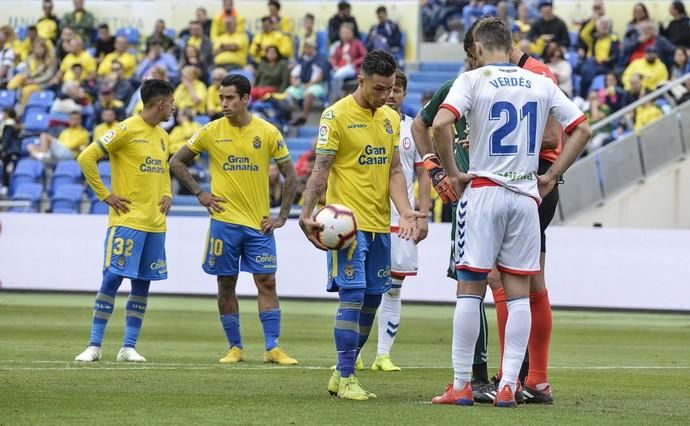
88,270,123,347
123,280,149,348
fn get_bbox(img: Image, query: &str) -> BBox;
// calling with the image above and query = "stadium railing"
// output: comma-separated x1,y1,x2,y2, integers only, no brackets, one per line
558,72,690,222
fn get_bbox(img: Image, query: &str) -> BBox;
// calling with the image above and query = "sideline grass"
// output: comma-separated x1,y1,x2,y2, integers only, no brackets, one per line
1,292,689,425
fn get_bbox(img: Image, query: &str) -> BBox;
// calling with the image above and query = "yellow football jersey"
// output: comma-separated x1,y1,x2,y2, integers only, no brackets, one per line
315,95,400,233
187,115,290,230
80,114,172,232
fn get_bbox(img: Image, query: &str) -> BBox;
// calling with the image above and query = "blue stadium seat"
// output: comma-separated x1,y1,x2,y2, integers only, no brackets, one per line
394,32,406,65
402,103,420,118
163,27,176,40
569,31,579,47
290,150,306,162
15,26,27,41
51,160,82,195
572,74,582,98
194,115,211,125
0,90,16,109
229,68,253,81
316,31,329,58
21,137,40,157
26,91,55,110
286,137,314,151
408,71,458,83
173,195,199,206
23,109,49,133
97,161,111,178
116,27,140,45
10,158,44,195
90,200,109,214
419,61,464,73
48,111,71,128
296,126,318,138
566,51,579,71
407,81,442,93
590,74,606,92
51,183,84,213
11,182,43,212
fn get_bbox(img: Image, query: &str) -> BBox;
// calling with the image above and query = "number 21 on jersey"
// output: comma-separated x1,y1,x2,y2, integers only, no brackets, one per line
489,101,537,156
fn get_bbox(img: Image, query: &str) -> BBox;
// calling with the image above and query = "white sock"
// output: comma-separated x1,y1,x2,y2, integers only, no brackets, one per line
499,298,531,394
452,295,482,390
376,281,402,356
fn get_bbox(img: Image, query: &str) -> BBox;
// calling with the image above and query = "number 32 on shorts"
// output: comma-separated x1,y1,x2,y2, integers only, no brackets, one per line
113,237,134,257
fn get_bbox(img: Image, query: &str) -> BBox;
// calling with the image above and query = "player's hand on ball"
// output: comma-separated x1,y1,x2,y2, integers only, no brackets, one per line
159,196,172,215
197,191,226,214
422,153,458,203
298,214,327,251
415,216,429,243
261,216,286,234
537,171,557,199
105,193,131,215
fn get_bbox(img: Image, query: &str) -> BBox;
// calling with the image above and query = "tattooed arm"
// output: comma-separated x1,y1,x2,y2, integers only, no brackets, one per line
298,153,334,250
169,145,225,213
261,158,298,234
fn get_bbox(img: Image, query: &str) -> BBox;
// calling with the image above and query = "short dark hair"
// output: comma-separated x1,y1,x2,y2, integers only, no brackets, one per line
3,107,17,119
261,15,272,23
98,23,109,30
338,1,350,11
189,20,201,26
221,74,252,97
141,79,174,107
268,0,281,10
305,13,315,21
394,69,407,91
463,17,482,56
673,1,687,17
28,25,37,32
472,17,512,55
69,111,81,117
361,49,397,78
376,6,387,14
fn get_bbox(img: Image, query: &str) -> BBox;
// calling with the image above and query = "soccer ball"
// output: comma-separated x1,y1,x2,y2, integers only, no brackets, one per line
313,204,358,250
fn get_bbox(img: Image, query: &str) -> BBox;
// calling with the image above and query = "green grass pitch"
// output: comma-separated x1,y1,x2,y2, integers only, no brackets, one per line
1,292,689,425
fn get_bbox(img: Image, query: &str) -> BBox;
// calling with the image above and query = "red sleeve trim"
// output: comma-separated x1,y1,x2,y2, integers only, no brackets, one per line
564,115,587,135
440,103,461,120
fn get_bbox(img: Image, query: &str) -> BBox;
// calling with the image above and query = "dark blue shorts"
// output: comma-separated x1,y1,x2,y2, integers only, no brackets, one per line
327,231,391,295
103,226,167,281
203,219,277,276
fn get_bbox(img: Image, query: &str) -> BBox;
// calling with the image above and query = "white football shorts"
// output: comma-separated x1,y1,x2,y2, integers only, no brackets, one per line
390,227,418,277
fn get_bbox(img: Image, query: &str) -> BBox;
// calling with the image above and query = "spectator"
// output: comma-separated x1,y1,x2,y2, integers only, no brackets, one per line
527,0,570,56
15,26,39,63
583,90,612,151
622,45,669,92
287,40,328,126
107,60,135,104
0,26,16,88
92,107,118,144
53,37,96,84
136,40,179,82
174,65,208,115
671,46,690,79
169,108,202,154
269,163,283,207
186,20,214,68
578,16,620,97
37,0,60,43
28,111,88,161
61,0,95,44
0,108,20,191
328,1,360,45
55,26,76,62
598,72,625,113
626,2,651,35
268,0,294,36
660,1,690,49
211,0,246,42
249,16,293,65
212,15,249,71
422,0,465,43
366,6,402,57
196,7,212,37
7,38,56,107
251,45,289,100
146,19,175,52
206,67,226,118
97,36,137,79
576,0,606,55
294,139,316,177
623,73,644,106
300,13,317,56
94,24,115,60
50,81,88,113
180,45,210,86
464,1,498,33
329,22,367,102
94,85,126,122
545,42,572,97
621,20,675,70
513,2,532,40
634,93,663,131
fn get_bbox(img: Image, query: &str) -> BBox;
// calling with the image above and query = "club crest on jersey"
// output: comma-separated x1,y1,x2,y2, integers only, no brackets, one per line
344,264,355,280
160,138,165,152
208,257,216,269
321,110,335,121
116,256,125,267
402,136,411,149
383,119,394,135
253,136,262,149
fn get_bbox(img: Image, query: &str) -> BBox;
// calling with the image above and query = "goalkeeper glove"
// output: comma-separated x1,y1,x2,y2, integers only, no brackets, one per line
423,153,458,203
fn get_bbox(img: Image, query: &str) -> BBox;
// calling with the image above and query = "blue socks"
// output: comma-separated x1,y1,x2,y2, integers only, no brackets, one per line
88,270,123,347
358,294,382,350
123,280,150,348
334,288,365,377
220,313,243,349
259,309,281,351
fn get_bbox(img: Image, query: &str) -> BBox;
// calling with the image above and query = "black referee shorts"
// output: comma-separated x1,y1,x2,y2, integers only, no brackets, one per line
538,158,559,253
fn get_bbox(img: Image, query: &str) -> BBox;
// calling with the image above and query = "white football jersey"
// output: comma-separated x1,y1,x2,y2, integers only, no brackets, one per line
390,115,422,226
441,63,585,201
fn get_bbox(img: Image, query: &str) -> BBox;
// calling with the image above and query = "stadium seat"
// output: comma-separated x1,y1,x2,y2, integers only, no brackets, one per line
48,111,70,128
569,31,579,47
116,27,140,45
290,150,305,162
572,74,582,97
394,32,406,65
402,103,420,118
10,158,44,195
51,160,82,195
163,27,176,40
97,161,111,178
10,182,43,212
419,61,463,73
15,26,27,41
408,71,458,83
407,81,441,93
286,137,314,151
296,126,318,138
26,91,55,110
316,31,328,58
51,183,84,213
90,200,109,214
22,109,49,133
590,74,606,92
20,137,40,157
194,115,211,125
0,90,16,109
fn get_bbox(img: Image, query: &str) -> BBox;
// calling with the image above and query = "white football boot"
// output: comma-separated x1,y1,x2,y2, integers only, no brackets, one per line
116,347,147,362
74,346,102,362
